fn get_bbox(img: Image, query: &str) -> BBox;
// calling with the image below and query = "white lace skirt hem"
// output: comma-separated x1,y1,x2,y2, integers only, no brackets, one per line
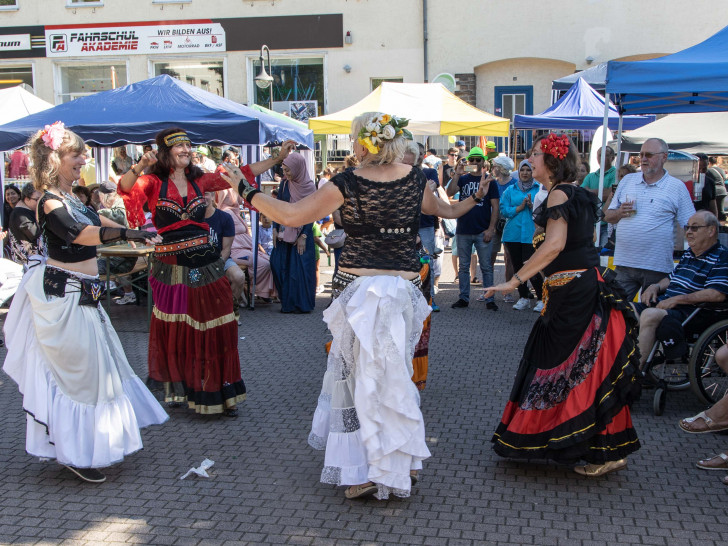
3,259,168,468
308,275,432,499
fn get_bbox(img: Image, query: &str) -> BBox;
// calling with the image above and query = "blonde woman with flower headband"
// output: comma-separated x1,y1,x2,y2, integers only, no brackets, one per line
3,122,167,484
484,133,641,477
221,112,489,500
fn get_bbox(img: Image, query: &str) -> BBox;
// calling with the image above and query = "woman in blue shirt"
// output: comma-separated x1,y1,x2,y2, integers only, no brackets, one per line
500,160,543,312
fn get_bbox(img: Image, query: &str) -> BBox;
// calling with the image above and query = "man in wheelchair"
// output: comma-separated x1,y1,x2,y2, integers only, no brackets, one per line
633,211,728,370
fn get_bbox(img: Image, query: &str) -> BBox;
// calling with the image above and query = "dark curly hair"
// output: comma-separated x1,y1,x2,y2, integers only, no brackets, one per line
150,127,204,180
532,134,578,185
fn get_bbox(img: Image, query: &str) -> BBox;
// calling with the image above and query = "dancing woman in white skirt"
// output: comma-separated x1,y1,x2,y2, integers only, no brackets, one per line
221,113,488,499
3,123,168,483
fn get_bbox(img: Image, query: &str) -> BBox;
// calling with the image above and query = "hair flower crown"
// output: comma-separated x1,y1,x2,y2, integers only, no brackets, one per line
541,133,571,160
357,114,413,154
40,121,65,151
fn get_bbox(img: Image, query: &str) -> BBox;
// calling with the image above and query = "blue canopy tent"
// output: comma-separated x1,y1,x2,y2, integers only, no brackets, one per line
552,63,608,92
0,74,314,150
606,25,728,115
0,75,314,308
590,24,728,245
514,78,655,130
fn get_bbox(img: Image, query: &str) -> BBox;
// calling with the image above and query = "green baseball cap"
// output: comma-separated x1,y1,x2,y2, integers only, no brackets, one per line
467,146,486,160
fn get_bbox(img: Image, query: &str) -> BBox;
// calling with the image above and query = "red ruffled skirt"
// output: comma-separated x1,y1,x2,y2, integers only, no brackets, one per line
492,268,641,464
148,253,246,414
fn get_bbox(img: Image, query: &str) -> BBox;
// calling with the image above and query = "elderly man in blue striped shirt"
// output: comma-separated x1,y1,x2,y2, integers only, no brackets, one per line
634,211,728,369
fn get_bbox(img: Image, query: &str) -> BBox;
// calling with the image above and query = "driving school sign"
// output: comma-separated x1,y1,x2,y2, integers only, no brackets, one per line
45,20,225,57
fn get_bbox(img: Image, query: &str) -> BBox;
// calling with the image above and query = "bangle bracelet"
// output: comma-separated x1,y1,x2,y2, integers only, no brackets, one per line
472,194,483,204
131,165,140,177
514,272,524,284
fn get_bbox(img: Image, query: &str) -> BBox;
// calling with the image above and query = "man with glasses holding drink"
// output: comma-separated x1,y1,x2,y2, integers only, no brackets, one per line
605,138,695,301
446,146,501,309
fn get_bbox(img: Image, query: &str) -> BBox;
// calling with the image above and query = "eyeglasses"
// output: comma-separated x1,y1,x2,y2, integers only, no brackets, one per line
468,158,484,163
683,224,709,232
639,151,666,159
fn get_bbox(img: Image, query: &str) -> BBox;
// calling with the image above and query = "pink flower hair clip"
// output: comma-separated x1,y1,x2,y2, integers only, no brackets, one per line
40,121,65,151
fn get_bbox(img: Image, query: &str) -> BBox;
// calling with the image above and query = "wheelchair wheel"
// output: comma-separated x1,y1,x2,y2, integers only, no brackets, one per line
653,388,666,416
645,345,691,391
688,319,728,406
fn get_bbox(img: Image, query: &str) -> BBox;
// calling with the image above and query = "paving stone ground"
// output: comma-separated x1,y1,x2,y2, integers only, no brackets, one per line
1,252,726,545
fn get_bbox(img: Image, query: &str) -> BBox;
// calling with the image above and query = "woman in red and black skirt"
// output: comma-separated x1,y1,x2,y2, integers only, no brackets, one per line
119,128,286,417
484,134,641,476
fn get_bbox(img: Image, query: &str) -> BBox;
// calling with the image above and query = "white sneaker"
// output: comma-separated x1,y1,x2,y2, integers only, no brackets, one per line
512,298,530,311
433,285,439,295
533,300,544,313
115,292,137,305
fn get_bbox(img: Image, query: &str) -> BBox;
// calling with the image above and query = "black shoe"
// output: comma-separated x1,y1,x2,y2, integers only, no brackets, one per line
63,465,106,483
471,277,480,284
486,302,499,311
224,408,238,418
451,299,469,308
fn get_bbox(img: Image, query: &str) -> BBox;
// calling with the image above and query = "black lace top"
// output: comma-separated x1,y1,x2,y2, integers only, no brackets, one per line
332,167,427,272
37,192,101,262
534,184,601,277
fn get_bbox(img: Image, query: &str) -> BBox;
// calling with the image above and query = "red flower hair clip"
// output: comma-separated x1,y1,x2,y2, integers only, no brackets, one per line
541,133,571,160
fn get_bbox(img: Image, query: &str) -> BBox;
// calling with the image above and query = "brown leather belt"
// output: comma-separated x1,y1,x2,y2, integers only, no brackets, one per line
155,236,209,255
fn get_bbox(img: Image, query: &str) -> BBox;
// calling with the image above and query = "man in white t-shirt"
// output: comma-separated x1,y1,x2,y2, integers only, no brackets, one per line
605,138,695,301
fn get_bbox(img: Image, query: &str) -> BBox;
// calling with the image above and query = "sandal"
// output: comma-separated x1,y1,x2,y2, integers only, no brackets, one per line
696,452,728,471
679,411,728,433
573,459,627,477
344,482,377,499
410,472,419,487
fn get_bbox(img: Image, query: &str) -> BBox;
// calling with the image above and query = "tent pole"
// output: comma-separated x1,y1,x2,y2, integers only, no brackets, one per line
0,152,4,253
614,113,624,177
596,97,611,247
250,145,260,310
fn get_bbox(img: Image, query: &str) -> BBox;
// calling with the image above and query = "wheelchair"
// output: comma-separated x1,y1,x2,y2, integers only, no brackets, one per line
641,304,728,415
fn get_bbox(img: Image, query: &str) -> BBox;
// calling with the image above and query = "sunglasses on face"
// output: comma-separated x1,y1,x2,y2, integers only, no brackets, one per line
684,224,709,232
448,153,458,156
468,158,484,163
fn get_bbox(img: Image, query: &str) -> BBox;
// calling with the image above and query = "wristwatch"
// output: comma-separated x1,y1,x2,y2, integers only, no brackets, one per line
472,194,483,204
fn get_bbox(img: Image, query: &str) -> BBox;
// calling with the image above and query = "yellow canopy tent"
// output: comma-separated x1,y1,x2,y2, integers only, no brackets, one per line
309,82,510,136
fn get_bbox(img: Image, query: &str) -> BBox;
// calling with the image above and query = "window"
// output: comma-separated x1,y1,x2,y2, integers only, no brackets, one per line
153,60,224,96
66,0,103,6
252,57,324,116
56,63,127,103
0,65,33,90
0,0,18,10
371,77,403,91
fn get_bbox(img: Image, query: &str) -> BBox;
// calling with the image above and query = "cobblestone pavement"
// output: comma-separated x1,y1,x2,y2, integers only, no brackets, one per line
1,252,726,545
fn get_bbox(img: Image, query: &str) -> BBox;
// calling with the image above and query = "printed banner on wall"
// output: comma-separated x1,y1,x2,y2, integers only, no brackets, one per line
45,20,225,57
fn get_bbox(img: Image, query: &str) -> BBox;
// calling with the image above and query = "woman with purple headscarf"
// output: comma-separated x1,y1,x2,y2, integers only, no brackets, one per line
270,153,317,313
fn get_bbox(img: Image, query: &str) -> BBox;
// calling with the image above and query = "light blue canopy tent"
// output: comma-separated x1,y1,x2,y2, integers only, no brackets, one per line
514,78,654,130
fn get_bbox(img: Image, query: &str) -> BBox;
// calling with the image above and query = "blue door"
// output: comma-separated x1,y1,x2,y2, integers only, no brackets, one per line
494,86,533,154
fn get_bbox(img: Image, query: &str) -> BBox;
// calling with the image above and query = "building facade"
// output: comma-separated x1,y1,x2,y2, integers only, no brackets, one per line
0,0,725,132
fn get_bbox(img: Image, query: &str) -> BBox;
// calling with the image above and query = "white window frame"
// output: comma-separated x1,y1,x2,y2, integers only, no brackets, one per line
245,51,328,114
147,55,228,98
0,1,19,12
0,60,36,91
66,0,103,7
52,58,129,105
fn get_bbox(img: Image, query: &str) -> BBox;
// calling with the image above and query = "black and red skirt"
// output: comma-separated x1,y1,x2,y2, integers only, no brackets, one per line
147,237,246,414
492,267,641,464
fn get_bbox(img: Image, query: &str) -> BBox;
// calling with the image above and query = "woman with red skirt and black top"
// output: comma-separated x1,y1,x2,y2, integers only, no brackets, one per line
119,128,285,417
484,134,641,477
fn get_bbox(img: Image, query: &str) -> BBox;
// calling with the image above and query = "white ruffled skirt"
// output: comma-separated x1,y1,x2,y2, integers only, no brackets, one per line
308,275,432,499
2,258,169,468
